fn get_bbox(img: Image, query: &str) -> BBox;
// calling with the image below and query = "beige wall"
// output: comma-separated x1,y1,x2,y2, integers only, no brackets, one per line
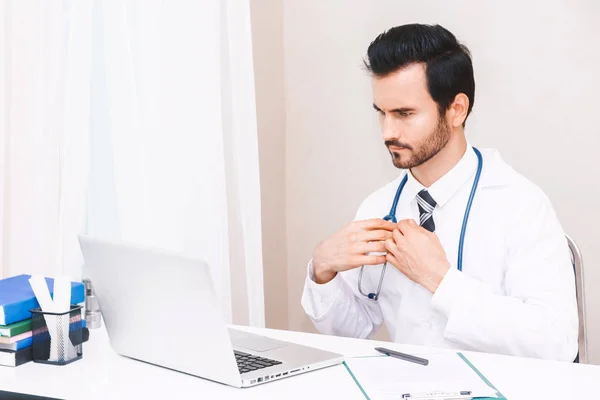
281,0,600,363
250,0,288,330
251,0,600,363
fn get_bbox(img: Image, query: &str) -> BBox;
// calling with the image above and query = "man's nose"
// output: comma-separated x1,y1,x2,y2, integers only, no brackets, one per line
381,116,399,142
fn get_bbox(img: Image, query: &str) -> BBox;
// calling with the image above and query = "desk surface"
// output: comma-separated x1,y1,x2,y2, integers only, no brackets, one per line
1,325,598,399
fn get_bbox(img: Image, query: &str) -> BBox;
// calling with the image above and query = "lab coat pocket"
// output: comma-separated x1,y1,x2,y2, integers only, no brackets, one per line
394,283,435,345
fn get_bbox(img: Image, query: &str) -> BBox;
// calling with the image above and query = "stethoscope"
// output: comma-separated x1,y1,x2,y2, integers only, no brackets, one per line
358,147,483,300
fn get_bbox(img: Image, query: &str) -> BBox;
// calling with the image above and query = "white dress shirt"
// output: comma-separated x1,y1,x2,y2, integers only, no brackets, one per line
301,145,579,361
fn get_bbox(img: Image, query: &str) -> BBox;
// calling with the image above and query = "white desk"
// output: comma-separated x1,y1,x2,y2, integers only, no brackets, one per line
1,325,599,399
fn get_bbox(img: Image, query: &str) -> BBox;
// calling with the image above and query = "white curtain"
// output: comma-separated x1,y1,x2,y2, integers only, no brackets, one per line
0,0,92,281
0,0,265,327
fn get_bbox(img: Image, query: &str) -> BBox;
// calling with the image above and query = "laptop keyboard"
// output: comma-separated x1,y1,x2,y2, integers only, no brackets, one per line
234,350,282,374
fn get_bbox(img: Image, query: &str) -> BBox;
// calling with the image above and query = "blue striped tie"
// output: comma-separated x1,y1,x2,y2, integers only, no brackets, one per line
416,190,436,233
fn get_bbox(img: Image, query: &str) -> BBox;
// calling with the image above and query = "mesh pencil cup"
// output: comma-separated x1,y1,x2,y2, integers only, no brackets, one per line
30,305,84,365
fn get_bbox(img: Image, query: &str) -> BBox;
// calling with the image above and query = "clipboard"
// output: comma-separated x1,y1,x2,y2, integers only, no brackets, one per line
343,352,507,400
455,353,506,400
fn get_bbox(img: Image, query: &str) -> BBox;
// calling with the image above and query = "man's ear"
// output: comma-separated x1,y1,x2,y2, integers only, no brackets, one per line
447,93,469,128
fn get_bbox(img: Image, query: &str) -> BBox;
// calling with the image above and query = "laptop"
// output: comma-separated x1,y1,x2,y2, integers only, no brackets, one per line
77,235,344,388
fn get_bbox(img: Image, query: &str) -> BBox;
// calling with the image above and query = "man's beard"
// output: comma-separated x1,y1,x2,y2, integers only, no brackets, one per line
385,117,451,170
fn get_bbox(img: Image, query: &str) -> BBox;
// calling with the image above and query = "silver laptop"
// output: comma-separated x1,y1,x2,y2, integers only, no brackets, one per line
78,235,344,388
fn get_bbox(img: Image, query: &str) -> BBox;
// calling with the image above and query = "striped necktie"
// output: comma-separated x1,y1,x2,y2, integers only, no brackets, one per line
416,189,437,233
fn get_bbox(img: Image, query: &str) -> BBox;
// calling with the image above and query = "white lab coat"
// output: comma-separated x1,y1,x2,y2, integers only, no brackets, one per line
301,147,579,362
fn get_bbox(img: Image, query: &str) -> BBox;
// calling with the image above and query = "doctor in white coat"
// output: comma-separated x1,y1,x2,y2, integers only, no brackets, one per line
301,23,579,362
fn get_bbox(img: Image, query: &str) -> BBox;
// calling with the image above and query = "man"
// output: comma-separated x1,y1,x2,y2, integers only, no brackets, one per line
301,24,578,361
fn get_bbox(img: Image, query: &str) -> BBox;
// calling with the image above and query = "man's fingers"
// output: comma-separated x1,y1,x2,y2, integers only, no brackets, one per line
385,238,399,255
357,218,398,232
392,229,404,243
356,254,387,266
397,218,418,235
360,229,393,242
357,241,387,254
386,252,399,269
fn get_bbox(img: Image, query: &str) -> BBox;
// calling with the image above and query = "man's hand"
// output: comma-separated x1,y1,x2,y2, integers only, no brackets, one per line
384,219,451,293
312,218,398,284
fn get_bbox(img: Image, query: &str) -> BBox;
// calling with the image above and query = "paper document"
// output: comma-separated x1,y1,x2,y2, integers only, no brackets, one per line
344,353,499,400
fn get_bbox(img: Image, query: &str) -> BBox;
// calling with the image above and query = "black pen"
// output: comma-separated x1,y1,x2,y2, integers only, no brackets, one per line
374,347,429,366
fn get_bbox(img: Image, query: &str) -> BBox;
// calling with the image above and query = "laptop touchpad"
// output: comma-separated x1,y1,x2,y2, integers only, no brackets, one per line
230,330,287,352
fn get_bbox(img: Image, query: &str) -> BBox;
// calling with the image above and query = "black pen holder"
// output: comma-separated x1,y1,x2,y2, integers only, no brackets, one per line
30,305,83,365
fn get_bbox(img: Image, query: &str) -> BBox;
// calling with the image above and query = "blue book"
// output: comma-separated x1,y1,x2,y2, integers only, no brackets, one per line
0,336,32,351
0,275,85,325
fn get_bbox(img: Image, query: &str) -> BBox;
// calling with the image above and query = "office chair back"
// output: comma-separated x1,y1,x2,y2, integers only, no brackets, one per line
566,234,587,363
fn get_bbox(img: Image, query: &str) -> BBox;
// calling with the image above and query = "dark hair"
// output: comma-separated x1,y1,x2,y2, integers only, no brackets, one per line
364,24,475,121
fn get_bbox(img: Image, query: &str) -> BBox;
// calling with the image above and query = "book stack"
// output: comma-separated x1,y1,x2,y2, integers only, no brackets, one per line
0,274,88,367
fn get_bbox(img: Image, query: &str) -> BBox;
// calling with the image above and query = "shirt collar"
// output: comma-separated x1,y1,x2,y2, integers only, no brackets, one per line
402,143,479,208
